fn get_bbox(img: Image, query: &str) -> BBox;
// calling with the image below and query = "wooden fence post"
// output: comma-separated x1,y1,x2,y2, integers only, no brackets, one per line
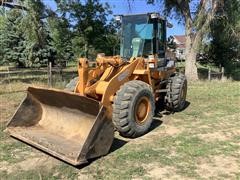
221,66,225,80
7,66,12,92
48,61,52,87
60,67,63,81
208,67,211,81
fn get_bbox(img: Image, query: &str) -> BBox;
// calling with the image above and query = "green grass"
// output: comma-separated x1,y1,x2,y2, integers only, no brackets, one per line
0,141,31,163
0,75,240,179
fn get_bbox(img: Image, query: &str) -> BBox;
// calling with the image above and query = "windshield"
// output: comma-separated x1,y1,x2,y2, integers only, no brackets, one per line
120,14,153,59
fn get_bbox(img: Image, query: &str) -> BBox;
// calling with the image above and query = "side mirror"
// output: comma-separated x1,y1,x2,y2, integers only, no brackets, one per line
114,15,122,23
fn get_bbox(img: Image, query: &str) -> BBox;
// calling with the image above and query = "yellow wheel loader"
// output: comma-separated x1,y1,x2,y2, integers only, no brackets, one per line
6,13,187,166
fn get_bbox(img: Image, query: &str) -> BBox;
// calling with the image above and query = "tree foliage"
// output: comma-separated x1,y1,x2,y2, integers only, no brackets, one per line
207,0,240,79
55,0,118,59
0,0,55,67
47,10,73,63
0,9,27,66
0,0,118,67
209,0,240,65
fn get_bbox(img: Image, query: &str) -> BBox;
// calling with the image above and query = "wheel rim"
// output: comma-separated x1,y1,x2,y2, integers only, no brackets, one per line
135,96,150,124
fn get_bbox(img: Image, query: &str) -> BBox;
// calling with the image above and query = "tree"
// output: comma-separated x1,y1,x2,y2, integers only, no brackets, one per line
0,11,6,64
0,0,56,67
55,0,117,59
0,9,28,66
47,11,73,63
0,0,119,66
208,0,240,79
21,0,56,67
147,0,219,80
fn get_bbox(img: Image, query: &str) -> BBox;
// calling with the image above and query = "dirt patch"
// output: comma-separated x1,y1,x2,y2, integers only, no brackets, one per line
197,155,239,178
164,125,183,136
198,128,240,142
131,123,182,146
144,163,189,179
203,112,214,117
77,173,93,180
198,131,230,141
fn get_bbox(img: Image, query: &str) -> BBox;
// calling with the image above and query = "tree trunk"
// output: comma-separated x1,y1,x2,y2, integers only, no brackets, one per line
184,18,199,81
185,48,198,80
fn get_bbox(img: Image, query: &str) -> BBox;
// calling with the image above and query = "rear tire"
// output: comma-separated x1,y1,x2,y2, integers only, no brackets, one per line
65,77,79,92
113,80,155,138
165,74,187,111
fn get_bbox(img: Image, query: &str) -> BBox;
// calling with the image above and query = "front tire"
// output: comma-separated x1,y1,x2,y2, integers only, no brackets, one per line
113,80,155,138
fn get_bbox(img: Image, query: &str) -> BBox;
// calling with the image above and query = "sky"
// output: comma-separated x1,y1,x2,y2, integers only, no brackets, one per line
43,0,185,37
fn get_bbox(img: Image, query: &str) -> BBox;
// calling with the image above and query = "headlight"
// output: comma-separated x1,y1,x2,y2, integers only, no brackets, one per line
148,55,154,60
149,63,155,68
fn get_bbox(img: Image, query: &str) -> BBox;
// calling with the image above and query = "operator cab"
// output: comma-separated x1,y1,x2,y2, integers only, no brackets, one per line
115,13,170,60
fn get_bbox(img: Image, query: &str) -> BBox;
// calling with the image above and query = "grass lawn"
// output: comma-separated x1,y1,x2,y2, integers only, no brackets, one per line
0,75,240,179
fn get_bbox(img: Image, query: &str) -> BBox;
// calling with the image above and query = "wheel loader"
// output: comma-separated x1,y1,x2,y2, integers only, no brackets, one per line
6,13,187,166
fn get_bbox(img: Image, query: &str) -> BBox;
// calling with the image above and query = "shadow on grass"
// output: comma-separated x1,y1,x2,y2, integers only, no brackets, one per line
75,119,164,169
5,100,190,170
181,100,190,111
150,118,163,131
109,137,128,153
78,100,191,168
155,99,190,114
75,118,165,169
74,137,128,169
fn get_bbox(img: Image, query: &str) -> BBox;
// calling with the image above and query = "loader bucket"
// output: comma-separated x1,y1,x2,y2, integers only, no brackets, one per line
6,87,114,166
